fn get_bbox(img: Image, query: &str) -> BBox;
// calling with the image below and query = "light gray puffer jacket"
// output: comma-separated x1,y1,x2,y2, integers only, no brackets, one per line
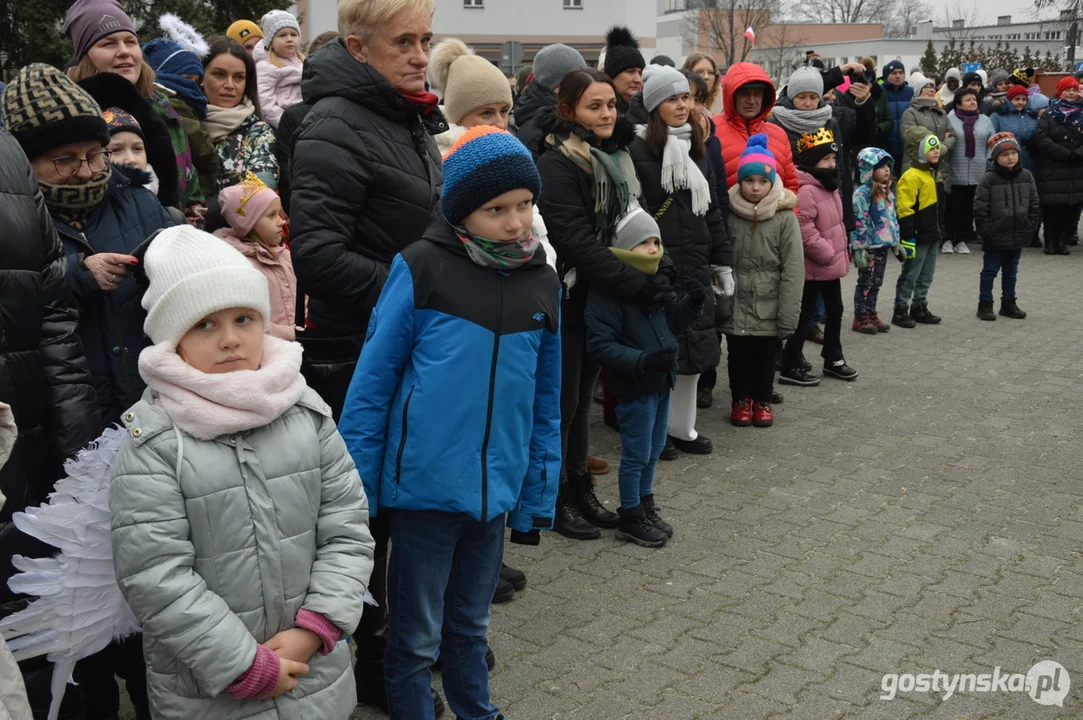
110,387,374,720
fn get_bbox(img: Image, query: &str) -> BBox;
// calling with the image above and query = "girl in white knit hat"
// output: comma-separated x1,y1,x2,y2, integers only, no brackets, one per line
109,225,374,719
255,9,304,129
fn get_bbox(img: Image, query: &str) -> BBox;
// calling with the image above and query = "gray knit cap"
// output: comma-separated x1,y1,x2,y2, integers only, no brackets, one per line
614,207,660,252
642,64,689,113
532,44,586,90
787,66,823,99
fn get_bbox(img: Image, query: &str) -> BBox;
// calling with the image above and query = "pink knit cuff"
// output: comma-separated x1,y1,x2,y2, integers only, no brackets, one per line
226,644,280,699
295,609,342,656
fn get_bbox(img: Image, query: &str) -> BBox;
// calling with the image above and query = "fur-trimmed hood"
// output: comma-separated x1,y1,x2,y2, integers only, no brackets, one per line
77,73,180,209
533,104,637,156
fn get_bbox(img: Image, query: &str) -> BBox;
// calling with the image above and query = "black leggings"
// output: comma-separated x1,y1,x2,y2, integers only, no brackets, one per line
559,321,599,485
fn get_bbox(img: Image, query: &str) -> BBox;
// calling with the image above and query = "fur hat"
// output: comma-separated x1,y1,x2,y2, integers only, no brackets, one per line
142,225,271,347
642,64,689,113
1,64,110,161
603,26,645,79
988,131,1020,162
226,19,263,46
260,10,299,50
796,126,839,168
61,0,136,62
219,174,280,239
441,126,541,226
429,38,513,125
531,43,586,91
737,133,777,184
613,206,660,252
788,66,823,99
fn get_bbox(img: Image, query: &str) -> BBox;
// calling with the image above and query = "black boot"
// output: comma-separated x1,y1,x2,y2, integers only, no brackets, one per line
615,505,668,547
910,302,942,324
641,494,674,538
1057,241,1071,255
492,575,516,603
499,563,527,591
976,300,996,321
1044,239,1056,255
572,474,619,528
999,297,1027,319
554,486,600,540
892,304,917,328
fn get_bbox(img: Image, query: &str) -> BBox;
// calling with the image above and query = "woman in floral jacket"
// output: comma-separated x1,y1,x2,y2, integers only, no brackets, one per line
202,37,278,190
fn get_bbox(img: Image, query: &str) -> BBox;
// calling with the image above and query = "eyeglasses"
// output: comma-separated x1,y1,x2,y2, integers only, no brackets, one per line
49,150,112,179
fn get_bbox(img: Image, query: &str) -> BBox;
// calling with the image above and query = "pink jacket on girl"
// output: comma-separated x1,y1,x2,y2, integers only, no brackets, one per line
796,169,850,282
216,231,299,340
254,44,303,129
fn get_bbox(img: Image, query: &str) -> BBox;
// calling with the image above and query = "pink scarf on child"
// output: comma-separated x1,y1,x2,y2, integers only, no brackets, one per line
138,335,307,440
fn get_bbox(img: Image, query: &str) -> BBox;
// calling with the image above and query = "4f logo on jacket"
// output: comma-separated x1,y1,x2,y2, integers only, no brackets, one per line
533,312,546,322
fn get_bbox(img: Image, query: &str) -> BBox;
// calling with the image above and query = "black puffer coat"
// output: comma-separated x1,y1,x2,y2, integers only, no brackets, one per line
535,109,650,328
974,163,1040,250
0,130,102,718
58,165,173,424
291,38,447,337
511,80,553,159
1033,109,1083,206
629,135,731,375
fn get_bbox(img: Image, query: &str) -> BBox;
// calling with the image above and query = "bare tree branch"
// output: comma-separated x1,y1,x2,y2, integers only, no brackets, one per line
882,0,932,38
683,0,781,67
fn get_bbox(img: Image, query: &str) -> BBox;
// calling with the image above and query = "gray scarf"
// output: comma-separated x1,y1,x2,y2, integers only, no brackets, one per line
771,104,834,135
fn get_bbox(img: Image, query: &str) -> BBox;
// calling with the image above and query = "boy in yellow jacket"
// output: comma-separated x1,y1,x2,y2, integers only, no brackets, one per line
893,127,945,328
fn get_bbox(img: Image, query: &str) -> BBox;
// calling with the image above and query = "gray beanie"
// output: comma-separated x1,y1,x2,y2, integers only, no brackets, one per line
787,66,823,99
532,44,587,90
642,64,689,113
614,207,660,252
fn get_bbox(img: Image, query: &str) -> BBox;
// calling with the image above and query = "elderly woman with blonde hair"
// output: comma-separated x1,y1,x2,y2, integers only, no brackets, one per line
287,0,451,714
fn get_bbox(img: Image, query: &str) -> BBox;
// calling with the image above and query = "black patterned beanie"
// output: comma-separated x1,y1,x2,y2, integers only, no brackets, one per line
1,63,110,160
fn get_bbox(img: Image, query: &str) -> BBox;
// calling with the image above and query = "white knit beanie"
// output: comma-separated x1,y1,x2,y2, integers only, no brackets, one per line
260,10,300,50
142,226,271,347
642,64,689,113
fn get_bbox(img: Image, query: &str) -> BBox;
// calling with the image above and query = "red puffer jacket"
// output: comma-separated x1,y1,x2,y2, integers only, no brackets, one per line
796,169,849,282
712,62,799,194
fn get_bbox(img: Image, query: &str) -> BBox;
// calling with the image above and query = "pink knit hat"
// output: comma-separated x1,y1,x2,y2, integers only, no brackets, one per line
219,175,279,238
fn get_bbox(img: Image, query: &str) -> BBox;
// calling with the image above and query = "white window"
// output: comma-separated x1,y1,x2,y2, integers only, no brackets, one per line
564,0,583,8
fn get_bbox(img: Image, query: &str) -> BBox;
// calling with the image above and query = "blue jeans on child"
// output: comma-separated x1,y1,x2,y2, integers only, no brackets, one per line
385,510,505,720
979,248,1022,302
614,392,670,508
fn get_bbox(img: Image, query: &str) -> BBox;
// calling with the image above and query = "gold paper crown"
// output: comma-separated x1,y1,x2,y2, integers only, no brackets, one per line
797,127,836,154
234,172,270,217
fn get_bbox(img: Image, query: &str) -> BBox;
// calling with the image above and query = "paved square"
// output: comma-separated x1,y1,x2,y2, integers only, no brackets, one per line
122,248,1083,719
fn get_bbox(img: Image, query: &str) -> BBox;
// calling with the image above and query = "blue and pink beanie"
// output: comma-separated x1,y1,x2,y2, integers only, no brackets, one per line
442,125,542,226
737,134,777,185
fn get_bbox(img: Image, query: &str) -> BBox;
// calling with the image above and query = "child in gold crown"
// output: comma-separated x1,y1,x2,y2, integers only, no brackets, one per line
779,127,858,386
215,174,299,339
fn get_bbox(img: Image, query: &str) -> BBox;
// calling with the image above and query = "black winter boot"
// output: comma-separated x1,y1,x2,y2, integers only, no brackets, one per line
573,474,619,528
615,505,668,548
976,300,996,321
910,303,942,324
641,494,674,538
554,486,600,540
999,297,1027,319
892,304,917,328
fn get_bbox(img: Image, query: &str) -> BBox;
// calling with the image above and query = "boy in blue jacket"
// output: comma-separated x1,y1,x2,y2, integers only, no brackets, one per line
585,207,704,548
339,126,562,720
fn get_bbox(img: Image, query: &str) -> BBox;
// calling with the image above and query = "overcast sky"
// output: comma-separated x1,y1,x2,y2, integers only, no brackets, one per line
936,0,1058,27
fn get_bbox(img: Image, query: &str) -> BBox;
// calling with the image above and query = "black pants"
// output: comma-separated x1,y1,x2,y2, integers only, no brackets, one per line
699,330,723,391
76,635,150,720
1043,204,1083,249
725,335,778,404
946,185,978,244
559,321,599,485
352,514,390,691
782,279,844,369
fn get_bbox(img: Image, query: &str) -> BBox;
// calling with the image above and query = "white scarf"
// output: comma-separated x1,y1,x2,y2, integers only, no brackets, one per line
635,123,711,216
139,335,307,440
203,97,257,143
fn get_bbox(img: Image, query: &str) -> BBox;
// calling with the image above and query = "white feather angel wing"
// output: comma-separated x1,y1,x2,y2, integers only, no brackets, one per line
159,12,210,58
0,426,139,720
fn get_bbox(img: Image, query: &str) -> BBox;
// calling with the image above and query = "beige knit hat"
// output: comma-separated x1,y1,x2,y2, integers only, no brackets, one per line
142,225,270,347
429,38,513,125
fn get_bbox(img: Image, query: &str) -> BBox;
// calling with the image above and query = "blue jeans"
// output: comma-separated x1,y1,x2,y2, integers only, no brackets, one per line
385,510,505,720
614,392,670,508
979,248,1022,302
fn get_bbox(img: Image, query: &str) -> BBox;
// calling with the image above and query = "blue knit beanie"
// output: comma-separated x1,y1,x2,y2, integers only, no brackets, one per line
143,38,205,78
737,134,777,184
442,126,542,226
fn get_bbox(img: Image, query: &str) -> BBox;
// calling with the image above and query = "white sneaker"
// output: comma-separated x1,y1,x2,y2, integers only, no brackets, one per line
941,242,954,254
954,241,971,254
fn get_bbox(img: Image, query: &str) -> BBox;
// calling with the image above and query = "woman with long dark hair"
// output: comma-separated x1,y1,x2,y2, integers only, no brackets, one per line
201,37,279,190
536,68,662,540
629,65,732,457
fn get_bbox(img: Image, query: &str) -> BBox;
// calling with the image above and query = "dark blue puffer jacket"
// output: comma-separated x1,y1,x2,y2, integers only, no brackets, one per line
882,82,914,165
58,165,173,423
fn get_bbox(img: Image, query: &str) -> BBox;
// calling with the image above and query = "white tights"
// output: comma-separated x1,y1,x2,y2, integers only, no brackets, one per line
668,373,701,441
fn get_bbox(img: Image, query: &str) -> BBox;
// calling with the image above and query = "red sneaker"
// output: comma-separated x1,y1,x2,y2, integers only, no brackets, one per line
730,398,753,427
752,402,774,427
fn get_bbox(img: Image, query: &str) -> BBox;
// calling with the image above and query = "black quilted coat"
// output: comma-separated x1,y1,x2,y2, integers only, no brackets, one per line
1033,109,1083,206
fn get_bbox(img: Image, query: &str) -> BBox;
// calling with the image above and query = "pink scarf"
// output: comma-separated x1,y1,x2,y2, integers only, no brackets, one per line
138,335,307,440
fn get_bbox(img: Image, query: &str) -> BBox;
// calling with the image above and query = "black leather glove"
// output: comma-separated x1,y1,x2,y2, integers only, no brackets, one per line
510,529,540,546
642,347,677,373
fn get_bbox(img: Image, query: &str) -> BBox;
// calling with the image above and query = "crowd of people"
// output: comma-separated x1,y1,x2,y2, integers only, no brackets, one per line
0,0,1065,718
